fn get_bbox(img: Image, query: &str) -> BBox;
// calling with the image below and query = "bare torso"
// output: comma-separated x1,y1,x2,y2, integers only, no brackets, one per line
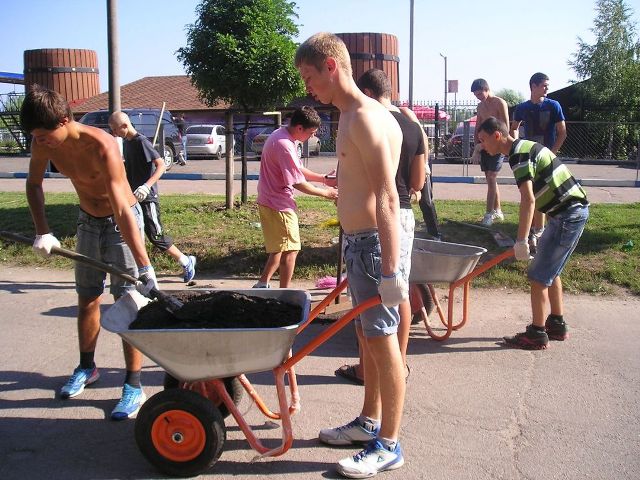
30,123,136,217
336,96,402,233
476,95,509,139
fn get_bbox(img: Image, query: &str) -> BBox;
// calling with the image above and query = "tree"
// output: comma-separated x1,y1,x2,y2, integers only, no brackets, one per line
568,0,640,158
177,0,306,206
177,0,305,111
495,88,525,107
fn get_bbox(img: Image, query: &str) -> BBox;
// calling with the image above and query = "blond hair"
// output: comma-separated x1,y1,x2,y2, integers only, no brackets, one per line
295,32,352,74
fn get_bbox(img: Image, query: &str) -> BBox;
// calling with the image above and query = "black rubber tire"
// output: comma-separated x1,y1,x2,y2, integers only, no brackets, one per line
411,283,435,324
214,146,222,160
163,373,243,419
135,389,225,478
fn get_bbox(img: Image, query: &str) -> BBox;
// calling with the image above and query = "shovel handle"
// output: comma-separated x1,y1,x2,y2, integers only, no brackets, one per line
0,231,183,311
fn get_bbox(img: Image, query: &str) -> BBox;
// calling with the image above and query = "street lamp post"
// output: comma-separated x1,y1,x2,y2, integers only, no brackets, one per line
408,0,414,108
439,52,447,123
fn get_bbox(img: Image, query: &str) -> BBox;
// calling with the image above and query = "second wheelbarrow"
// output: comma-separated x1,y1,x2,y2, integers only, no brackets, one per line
409,238,515,340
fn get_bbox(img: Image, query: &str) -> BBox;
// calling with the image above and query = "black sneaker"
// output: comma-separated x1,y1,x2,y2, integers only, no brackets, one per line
545,316,568,341
504,325,549,350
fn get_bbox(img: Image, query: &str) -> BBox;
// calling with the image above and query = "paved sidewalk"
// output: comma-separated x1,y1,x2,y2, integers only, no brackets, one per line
1,266,639,479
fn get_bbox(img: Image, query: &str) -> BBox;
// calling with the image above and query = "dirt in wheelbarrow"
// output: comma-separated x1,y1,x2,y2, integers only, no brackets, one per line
129,290,303,330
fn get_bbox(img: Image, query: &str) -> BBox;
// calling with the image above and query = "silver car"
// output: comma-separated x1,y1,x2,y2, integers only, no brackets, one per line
185,124,231,160
251,127,321,157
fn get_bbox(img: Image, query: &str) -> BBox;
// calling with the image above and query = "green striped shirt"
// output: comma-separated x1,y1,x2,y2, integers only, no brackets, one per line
508,139,588,215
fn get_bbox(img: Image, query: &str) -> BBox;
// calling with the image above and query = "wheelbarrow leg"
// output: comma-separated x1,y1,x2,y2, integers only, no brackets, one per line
421,249,515,341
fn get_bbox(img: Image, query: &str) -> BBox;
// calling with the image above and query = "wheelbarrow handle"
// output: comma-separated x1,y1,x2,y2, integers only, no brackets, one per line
0,230,183,312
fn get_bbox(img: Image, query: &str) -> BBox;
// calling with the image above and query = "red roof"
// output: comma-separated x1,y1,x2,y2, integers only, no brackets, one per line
71,75,230,114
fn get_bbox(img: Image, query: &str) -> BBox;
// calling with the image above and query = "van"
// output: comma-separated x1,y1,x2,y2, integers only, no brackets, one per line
79,108,184,169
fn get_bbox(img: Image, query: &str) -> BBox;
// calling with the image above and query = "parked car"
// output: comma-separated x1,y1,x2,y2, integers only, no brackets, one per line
185,124,233,160
251,127,321,157
79,108,184,170
443,118,476,162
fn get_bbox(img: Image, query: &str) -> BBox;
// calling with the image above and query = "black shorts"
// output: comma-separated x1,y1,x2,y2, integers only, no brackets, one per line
140,201,174,251
480,150,504,172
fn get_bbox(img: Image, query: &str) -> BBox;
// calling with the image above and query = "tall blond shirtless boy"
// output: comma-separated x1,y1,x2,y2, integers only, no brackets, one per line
471,78,509,226
296,33,408,479
21,86,158,420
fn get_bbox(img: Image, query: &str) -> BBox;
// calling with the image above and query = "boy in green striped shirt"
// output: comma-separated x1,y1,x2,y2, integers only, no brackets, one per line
477,117,589,350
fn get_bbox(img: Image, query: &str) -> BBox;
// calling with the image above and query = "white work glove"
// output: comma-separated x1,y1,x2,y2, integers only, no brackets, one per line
33,233,61,257
136,265,159,296
513,240,531,261
133,184,151,202
378,272,409,307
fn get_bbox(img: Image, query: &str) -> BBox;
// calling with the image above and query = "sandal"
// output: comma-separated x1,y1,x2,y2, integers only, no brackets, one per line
335,364,364,386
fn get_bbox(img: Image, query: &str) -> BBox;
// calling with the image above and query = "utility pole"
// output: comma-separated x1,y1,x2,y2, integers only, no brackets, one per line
408,0,414,108
106,0,120,113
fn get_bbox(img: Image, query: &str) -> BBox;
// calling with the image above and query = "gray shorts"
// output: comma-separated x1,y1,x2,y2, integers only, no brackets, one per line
398,208,415,284
75,204,144,298
343,230,400,337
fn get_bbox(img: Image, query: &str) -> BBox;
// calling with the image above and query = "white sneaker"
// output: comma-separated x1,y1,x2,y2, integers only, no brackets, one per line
337,439,404,478
492,210,504,222
319,418,378,446
480,213,494,226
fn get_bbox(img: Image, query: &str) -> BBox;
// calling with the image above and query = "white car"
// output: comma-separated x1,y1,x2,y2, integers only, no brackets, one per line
185,124,233,160
251,127,321,157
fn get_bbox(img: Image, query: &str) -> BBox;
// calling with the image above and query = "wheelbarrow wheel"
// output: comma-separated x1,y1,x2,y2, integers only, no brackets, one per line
135,388,226,478
163,373,243,419
411,283,435,324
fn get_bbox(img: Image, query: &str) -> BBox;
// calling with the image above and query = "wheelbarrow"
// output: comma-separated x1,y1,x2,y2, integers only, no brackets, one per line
101,285,380,477
409,238,514,341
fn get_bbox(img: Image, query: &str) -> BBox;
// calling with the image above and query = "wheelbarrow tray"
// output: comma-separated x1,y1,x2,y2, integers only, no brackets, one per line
103,288,311,382
409,238,487,284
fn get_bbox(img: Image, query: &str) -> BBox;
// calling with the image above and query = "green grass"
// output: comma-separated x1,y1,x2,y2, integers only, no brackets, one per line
0,192,638,295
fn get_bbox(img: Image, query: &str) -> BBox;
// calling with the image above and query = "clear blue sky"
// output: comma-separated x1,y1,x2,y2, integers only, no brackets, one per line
2,0,639,103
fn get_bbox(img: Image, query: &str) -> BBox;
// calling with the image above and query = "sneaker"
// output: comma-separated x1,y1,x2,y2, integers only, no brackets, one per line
319,418,379,446
252,281,271,288
60,366,100,399
492,210,504,222
545,316,569,341
503,325,549,350
480,212,494,226
183,255,196,282
111,383,146,421
337,439,404,478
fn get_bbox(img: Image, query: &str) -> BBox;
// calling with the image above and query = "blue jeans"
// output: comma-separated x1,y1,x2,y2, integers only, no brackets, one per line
528,204,589,286
75,204,144,298
343,230,400,337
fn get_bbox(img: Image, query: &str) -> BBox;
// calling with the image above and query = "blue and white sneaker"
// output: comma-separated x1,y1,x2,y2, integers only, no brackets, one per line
183,255,196,282
111,383,146,421
60,366,100,399
337,439,404,478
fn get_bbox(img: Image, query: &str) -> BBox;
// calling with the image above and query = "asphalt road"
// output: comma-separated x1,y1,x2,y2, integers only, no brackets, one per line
1,267,639,480
1,154,639,203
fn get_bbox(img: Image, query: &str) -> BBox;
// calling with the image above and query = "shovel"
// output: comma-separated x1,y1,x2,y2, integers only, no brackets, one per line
447,220,515,247
0,231,184,314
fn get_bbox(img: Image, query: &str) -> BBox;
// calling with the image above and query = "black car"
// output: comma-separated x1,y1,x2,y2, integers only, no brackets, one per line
443,120,476,162
79,108,184,169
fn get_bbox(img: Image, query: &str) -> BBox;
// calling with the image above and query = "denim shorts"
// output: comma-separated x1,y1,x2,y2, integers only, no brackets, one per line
399,208,415,284
480,150,504,172
75,204,144,298
343,230,400,337
528,204,589,286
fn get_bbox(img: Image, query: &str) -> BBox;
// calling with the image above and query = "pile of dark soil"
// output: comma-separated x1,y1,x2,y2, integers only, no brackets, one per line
129,290,303,330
